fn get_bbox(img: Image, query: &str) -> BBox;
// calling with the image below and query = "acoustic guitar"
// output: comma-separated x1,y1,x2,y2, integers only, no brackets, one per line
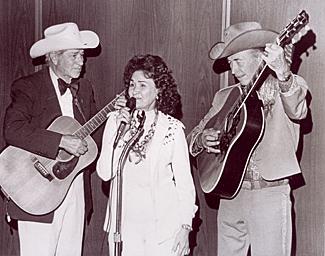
196,10,309,199
0,91,125,215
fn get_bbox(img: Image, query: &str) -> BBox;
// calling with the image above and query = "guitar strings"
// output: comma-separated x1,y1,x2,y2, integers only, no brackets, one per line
29,91,127,174
218,12,308,138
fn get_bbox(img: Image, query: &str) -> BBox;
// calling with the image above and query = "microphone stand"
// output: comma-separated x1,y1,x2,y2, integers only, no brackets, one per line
114,110,145,256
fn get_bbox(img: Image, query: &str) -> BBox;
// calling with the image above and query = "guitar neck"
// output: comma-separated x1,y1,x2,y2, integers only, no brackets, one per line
245,60,268,97
234,10,309,117
74,91,125,139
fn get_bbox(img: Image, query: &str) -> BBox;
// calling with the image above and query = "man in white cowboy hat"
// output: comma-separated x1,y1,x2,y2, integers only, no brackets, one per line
4,22,100,255
187,22,308,255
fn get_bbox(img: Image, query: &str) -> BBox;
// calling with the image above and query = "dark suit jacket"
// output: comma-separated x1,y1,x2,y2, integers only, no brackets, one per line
3,67,99,223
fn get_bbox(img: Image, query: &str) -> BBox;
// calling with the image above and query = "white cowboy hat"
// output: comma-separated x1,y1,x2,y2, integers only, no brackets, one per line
209,22,278,73
30,22,99,58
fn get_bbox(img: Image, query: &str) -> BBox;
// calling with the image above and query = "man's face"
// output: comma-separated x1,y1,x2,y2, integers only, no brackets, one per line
53,49,84,82
227,49,261,86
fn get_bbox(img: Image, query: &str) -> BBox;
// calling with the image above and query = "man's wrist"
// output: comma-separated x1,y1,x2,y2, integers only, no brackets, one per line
278,71,293,92
278,70,292,82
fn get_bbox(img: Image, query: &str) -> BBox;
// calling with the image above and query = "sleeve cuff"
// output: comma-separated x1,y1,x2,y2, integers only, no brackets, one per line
279,74,300,97
190,132,204,156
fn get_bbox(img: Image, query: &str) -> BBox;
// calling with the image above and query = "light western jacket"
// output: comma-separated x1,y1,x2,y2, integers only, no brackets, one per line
188,74,308,181
97,110,197,242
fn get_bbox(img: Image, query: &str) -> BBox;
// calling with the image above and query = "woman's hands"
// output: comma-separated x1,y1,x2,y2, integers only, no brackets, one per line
172,226,191,256
115,107,132,127
114,95,132,127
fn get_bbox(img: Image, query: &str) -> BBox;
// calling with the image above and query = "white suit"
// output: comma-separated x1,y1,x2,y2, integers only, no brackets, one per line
97,110,197,255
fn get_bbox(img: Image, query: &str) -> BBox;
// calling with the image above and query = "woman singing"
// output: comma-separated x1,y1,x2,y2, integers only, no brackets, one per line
97,54,197,256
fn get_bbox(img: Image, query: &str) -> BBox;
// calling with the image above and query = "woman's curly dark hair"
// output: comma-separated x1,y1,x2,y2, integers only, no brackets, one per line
123,54,182,120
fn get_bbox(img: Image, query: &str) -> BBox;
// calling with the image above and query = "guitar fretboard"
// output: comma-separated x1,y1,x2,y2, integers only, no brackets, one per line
74,91,126,139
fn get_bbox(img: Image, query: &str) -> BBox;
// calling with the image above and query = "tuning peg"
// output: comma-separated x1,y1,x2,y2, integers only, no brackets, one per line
291,25,310,44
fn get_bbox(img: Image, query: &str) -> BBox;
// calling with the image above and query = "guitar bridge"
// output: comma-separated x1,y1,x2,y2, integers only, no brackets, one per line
31,156,54,182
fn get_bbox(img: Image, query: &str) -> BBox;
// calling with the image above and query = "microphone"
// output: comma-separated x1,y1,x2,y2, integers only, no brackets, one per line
113,97,136,149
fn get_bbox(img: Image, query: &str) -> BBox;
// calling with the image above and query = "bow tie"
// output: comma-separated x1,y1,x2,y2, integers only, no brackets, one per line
58,78,78,96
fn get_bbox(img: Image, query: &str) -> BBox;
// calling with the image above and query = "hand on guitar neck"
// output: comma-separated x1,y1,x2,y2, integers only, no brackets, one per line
197,128,221,154
59,134,88,157
261,43,293,92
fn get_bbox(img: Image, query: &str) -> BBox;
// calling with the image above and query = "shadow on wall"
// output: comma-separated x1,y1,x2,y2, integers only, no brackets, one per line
290,28,316,256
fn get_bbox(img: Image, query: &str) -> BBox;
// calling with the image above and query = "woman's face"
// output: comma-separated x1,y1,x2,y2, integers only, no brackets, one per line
128,70,159,111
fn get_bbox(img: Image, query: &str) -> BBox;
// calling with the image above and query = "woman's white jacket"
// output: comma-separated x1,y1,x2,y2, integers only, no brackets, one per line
97,110,197,243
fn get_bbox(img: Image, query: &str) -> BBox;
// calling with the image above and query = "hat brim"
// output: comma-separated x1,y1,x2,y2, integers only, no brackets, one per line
30,30,99,58
212,29,278,74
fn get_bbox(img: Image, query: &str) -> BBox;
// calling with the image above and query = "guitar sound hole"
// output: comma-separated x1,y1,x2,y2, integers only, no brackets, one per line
221,112,241,154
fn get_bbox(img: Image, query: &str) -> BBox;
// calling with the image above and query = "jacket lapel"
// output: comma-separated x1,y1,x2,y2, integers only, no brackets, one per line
148,112,169,189
41,67,62,116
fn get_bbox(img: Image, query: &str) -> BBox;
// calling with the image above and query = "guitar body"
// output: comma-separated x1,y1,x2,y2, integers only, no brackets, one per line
197,87,265,199
196,11,309,199
0,116,98,215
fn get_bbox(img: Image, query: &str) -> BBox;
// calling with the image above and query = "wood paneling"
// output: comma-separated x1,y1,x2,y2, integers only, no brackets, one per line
0,0,222,255
0,0,36,151
1,0,324,255
0,1,36,255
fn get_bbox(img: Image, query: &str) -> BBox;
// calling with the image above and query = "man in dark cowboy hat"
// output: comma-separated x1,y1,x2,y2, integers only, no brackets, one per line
187,22,308,255
4,22,100,255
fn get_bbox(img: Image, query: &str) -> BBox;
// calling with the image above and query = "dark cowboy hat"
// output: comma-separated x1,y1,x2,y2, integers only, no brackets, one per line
209,22,278,74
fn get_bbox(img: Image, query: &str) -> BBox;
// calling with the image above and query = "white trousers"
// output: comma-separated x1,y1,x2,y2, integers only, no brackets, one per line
18,174,85,256
108,221,178,256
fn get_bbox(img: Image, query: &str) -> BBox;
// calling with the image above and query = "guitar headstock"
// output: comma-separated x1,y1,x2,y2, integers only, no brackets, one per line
277,10,309,47
291,25,310,45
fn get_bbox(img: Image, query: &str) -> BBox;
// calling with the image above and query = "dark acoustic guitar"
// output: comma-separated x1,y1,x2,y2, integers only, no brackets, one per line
196,10,309,199
0,91,125,215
